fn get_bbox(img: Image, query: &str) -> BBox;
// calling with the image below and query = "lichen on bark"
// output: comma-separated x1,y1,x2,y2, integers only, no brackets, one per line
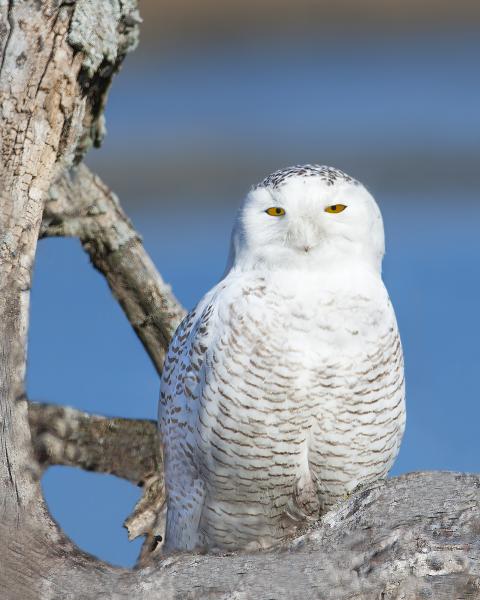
68,0,141,156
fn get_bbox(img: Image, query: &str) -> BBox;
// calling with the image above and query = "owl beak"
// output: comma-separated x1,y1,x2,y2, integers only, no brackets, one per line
289,218,321,254
295,243,318,254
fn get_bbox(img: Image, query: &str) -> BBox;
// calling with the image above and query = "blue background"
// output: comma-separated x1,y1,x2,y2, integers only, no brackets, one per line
28,26,480,567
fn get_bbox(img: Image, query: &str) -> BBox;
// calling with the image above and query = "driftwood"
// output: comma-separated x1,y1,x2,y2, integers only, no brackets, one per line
1,1,479,598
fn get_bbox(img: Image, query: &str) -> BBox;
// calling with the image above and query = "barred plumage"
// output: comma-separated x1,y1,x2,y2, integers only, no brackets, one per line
159,165,406,551
253,164,358,190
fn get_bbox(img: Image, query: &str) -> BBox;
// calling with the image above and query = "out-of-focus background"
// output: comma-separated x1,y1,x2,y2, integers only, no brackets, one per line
28,1,480,567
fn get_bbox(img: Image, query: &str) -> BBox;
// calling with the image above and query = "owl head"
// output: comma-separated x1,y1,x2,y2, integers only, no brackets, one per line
226,165,385,274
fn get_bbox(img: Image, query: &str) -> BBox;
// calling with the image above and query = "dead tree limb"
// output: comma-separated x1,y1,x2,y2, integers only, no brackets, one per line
25,402,480,598
42,163,186,373
38,163,185,558
28,401,166,552
28,402,159,484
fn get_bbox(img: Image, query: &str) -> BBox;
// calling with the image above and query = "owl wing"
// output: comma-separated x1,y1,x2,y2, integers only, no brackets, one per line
158,293,217,552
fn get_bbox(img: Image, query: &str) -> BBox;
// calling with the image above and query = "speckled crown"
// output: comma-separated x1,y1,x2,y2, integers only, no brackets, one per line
254,164,358,190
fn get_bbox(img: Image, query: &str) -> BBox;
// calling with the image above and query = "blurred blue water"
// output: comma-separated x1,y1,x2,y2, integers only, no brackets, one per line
28,30,480,567
101,31,480,163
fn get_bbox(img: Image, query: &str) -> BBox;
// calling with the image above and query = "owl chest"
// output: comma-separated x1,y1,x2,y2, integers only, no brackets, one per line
199,288,398,448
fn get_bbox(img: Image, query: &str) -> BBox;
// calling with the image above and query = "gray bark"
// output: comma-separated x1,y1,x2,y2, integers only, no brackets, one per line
29,402,160,485
1,1,479,599
28,401,166,560
0,1,137,597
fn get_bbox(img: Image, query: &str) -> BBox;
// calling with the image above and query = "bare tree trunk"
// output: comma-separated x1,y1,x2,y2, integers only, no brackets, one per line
0,1,139,597
1,2,479,599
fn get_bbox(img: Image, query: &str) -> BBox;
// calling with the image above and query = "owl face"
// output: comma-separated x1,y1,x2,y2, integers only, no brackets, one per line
230,166,385,273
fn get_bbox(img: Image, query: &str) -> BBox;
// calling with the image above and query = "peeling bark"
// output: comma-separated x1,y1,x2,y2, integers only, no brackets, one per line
1,1,480,599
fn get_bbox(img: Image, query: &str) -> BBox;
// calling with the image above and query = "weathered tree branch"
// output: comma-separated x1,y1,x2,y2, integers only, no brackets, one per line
29,402,159,484
28,401,166,554
41,163,186,374
38,163,186,560
38,471,480,598
134,471,480,600
25,400,480,596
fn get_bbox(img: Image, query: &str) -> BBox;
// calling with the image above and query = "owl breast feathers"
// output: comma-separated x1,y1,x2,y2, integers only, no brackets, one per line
159,165,405,552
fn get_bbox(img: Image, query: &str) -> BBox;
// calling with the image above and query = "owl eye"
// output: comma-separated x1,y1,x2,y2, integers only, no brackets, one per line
265,207,286,216
325,204,347,214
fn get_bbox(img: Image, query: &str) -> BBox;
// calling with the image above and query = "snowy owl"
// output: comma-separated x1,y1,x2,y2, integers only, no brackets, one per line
159,165,405,552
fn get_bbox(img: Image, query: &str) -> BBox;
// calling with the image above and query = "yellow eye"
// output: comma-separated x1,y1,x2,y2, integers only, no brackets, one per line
325,204,347,214
265,207,286,216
